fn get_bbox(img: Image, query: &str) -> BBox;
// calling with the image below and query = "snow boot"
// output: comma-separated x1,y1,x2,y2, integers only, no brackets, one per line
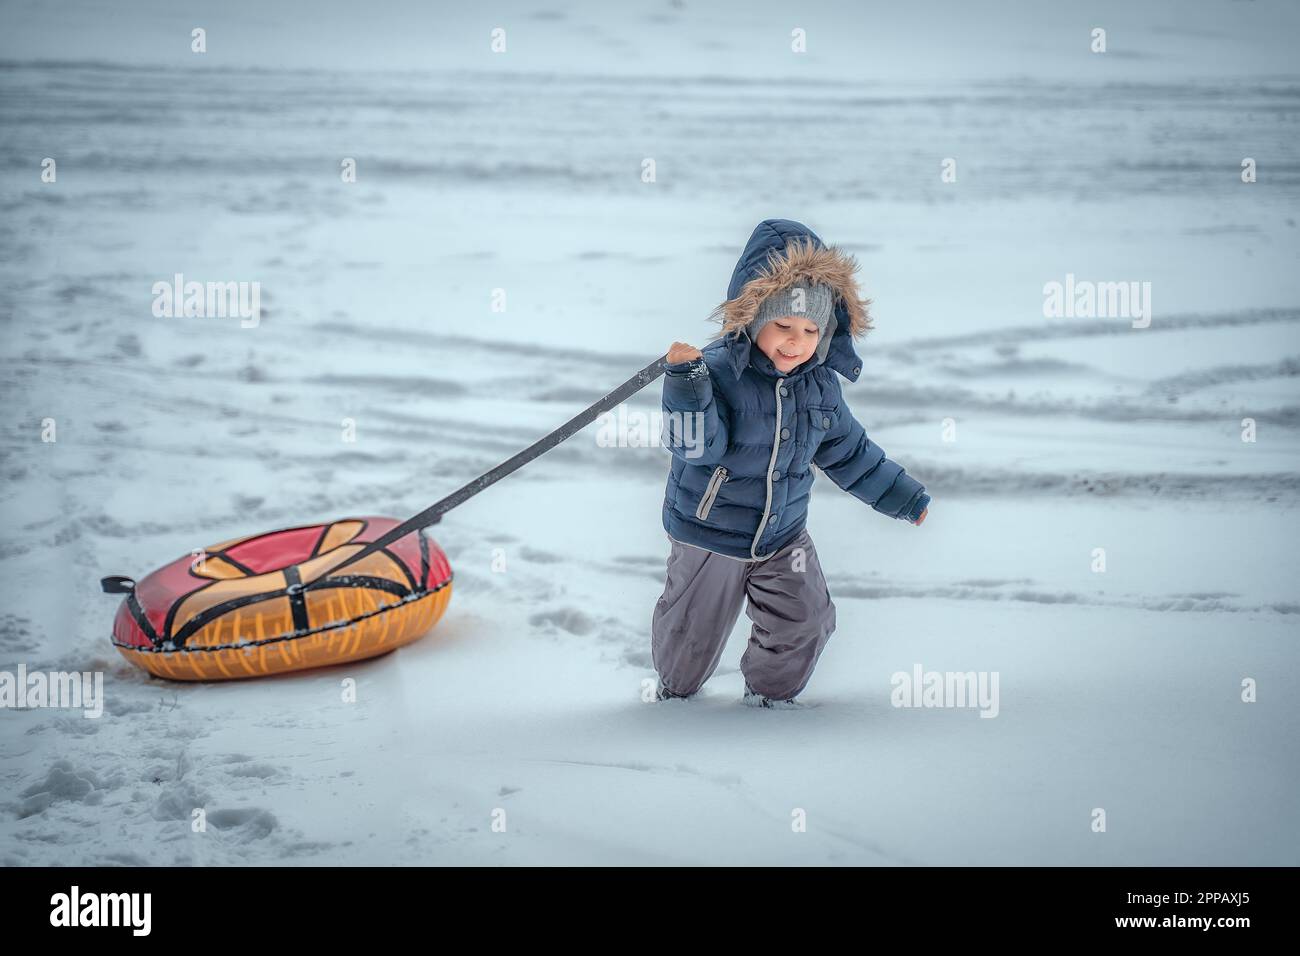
743,681,802,709
655,677,690,701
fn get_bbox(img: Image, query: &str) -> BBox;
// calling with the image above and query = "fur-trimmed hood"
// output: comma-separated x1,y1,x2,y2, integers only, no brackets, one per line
708,219,871,383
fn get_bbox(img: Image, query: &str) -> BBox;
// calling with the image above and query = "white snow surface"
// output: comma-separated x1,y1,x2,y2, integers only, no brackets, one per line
1,0,1298,865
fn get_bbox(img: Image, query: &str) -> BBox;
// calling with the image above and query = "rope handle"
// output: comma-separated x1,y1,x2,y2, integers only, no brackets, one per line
323,353,670,578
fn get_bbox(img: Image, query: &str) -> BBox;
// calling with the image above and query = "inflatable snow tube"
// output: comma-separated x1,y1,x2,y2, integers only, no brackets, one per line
108,516,453,681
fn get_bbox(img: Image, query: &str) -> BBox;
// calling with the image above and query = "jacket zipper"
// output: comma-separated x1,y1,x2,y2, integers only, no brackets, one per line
750,377,785,559
695,465,729,520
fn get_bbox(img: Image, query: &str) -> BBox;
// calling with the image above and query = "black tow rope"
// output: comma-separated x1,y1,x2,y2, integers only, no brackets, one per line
324,353,670,578
99,353,671,595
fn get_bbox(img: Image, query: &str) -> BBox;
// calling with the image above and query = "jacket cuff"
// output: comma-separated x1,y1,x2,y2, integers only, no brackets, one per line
906,492,931,523
664,356,708,380
663,357,711,408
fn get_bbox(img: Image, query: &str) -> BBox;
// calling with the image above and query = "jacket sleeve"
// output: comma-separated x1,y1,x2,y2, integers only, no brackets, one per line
660,356,730,466
813,396,930,522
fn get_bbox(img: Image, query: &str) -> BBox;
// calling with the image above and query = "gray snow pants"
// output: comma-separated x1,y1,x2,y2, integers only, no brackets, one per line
651,528,837,700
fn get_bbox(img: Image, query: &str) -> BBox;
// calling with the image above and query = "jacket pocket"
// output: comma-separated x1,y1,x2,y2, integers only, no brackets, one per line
695,465,729,521
806,405,836,450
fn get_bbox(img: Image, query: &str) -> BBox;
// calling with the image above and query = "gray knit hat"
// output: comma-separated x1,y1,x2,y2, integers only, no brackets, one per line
745,281,836,360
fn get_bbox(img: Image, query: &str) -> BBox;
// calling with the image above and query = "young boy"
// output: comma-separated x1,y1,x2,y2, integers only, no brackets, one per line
653,218,930,708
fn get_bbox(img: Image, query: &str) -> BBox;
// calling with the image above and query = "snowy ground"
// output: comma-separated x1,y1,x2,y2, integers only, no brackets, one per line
2,2,1299,865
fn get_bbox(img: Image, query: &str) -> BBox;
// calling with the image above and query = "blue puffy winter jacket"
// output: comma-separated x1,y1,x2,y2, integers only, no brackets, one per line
660,219,930,561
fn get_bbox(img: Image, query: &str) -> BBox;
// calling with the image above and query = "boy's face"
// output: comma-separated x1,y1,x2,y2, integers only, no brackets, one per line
755,317,820,372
